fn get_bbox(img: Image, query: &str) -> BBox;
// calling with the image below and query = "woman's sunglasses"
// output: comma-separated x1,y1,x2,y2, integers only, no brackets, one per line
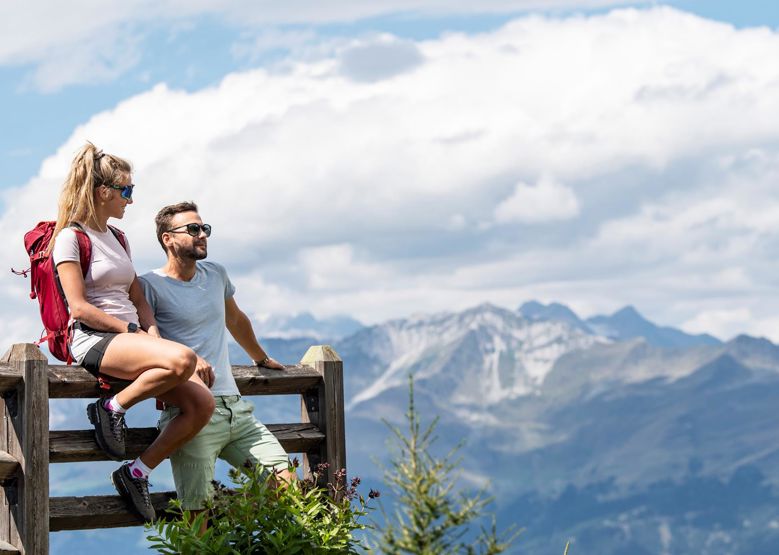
106,183,134,200
166,223,212,237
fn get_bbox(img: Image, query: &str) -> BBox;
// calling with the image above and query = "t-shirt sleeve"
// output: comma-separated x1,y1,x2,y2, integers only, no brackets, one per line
138,275,157,314
51,228,81,267
216,263,236,299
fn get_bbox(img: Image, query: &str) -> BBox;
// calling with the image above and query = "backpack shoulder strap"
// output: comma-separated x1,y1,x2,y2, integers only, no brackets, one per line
68,222,92,278
107,225,128,253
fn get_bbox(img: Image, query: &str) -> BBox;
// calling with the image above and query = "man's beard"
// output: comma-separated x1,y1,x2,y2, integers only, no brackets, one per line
173,243,207,260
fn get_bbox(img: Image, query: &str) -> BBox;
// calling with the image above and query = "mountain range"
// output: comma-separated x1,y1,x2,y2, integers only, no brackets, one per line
51,301,779,554
255,302,779,554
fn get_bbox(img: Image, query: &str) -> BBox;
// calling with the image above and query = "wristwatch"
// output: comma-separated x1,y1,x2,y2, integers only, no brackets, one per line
127,322,139,333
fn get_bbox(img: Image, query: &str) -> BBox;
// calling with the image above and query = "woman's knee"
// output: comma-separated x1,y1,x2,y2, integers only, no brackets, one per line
168,347,197,381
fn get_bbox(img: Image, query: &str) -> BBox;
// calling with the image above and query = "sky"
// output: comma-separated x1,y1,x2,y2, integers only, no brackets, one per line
2,0,779,343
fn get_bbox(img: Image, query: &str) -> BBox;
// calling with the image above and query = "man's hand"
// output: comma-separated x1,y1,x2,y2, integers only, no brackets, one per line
257,357,285,371
196,355,215,388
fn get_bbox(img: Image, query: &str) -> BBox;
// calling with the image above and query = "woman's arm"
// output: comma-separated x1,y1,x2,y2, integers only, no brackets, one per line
57,261,132,333
129,276,160,337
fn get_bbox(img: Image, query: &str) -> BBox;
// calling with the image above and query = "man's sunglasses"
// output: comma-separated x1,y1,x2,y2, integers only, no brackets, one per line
106,183,134,200
166,223,212,237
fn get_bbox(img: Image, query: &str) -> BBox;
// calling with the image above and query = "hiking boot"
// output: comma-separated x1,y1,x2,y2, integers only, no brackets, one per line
87,400,126,460
111,463,156,522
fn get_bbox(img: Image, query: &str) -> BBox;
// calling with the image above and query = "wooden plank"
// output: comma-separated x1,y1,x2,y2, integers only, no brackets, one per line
50,423,325,463
48,364,322,398
300,346,346,490
50,492,176,531
0,367,20,395
0,453,18,481
0,539,18,555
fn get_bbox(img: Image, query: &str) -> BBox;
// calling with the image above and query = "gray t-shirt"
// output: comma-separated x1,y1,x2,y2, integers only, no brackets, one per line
139,262,239,396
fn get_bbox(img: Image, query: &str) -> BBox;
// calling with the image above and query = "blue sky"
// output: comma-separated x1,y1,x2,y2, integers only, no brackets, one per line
3,0,779,343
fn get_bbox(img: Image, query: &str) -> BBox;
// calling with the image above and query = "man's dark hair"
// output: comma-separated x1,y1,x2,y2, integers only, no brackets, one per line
155,201,199,252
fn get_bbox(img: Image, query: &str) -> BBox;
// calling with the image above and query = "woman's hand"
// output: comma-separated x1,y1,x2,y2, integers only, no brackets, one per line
196,355,215,388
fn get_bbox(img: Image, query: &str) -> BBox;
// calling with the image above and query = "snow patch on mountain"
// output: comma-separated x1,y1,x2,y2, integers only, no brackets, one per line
348,303,607,409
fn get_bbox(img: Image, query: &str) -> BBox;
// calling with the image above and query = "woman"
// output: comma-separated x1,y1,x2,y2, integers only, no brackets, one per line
51,142,215,521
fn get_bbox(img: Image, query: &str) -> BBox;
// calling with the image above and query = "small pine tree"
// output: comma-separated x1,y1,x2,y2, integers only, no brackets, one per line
375,375,518,554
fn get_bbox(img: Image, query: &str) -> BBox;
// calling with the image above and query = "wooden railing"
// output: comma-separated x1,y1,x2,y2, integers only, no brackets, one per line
0,343,346,555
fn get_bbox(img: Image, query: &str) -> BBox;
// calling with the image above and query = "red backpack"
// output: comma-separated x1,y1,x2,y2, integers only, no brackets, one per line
14,222,127,363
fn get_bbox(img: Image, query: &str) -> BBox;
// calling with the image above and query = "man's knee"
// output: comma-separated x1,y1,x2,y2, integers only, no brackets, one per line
177,385,215,427
195,391,216,426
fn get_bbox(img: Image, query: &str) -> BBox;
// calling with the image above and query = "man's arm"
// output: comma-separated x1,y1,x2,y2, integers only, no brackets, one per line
225,297,284,369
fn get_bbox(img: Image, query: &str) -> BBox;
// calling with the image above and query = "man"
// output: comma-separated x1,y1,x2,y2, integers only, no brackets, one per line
139,201,295,514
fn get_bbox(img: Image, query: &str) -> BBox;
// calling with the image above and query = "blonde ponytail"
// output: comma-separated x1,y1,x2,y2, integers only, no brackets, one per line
48,142,132,253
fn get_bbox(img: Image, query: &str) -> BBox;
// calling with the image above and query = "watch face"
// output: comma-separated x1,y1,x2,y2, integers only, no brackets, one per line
128,323,138,333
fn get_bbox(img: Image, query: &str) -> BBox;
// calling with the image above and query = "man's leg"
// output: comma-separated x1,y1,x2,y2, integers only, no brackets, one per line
159,400,229,513
219,397,295,486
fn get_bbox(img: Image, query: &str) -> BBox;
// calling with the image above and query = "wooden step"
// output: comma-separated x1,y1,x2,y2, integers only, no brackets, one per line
50,423,325,462
50,492,177,531
0,539,19,554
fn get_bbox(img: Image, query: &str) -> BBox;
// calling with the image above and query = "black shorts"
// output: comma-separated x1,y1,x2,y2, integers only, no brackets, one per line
80,332,118,377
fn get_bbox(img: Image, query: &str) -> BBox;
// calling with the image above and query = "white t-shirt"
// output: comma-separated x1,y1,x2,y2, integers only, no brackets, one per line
52,226,139,325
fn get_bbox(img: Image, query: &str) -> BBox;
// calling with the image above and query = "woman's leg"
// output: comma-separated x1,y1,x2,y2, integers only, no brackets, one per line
98,333,197,409
99,333,217,465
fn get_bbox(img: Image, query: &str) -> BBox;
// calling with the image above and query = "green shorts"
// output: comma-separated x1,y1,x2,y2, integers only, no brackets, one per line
158,395,289,510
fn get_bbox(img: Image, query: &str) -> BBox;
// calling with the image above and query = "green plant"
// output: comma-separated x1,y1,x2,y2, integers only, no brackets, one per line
374,375,519,554
147,461,377,554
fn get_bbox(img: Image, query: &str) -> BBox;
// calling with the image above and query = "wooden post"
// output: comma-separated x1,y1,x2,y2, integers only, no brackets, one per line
300,346,346,489
1,344,48,555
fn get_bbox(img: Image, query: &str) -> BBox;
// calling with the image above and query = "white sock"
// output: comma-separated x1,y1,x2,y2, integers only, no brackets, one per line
128,458,152,480
104,396,126,414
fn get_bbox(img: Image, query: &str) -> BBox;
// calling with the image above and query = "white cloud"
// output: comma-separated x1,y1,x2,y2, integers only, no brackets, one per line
338,35,424,82
4,7,779,343
230,28,319,63
682,309,752,339
0,1,642,91
298,244,389,290
494,177,579,224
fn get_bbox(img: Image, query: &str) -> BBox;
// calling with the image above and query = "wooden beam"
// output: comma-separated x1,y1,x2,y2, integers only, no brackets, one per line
0,452,18,481
50,423,325,463
48,364,322,398
50,492,177,531
0,366,21,395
